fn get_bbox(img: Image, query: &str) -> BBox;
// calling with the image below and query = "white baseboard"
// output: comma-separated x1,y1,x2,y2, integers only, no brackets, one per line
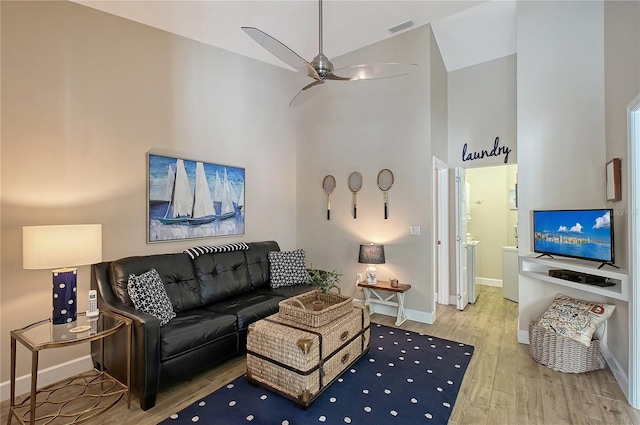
355,299,435,325
600,340,630,402
518,329,529,344
0,355,93,402
477,277,503,287
449,295,458,305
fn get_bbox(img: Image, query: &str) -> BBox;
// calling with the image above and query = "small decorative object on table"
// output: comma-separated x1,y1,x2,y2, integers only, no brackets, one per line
390,278,399,288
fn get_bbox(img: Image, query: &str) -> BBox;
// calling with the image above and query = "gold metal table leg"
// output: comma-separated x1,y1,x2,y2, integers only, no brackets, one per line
8,336,16,425
30,351,39,425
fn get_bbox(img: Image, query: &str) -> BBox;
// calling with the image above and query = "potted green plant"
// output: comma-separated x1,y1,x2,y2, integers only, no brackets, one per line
307,268,342,310
307,268,342,294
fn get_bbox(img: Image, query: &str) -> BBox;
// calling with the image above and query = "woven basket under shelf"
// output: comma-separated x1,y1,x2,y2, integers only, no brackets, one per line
529,321,604,373
279,290,353,328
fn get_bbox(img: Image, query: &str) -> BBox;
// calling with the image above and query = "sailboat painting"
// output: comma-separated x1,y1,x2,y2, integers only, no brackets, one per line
148,153,245,242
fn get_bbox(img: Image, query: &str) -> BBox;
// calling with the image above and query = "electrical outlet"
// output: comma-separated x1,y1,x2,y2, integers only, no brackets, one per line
356,273,363,285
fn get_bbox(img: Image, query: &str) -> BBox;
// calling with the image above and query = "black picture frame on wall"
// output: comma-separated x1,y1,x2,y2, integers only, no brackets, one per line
147,153,245,242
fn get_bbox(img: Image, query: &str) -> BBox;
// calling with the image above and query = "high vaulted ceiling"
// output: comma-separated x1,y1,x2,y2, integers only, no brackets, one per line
73,0,516,72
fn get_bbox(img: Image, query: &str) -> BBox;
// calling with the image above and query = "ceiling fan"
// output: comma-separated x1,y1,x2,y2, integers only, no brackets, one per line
242,0,416,106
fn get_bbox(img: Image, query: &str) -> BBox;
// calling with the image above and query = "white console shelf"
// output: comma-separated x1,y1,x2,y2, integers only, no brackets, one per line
519,255,628,301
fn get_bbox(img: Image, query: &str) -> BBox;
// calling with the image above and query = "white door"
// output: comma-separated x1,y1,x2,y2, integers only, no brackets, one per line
433,157,449,307
455,167,469,310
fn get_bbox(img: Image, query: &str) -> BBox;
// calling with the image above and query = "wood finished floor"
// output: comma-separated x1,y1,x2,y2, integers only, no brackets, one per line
2,285,638,424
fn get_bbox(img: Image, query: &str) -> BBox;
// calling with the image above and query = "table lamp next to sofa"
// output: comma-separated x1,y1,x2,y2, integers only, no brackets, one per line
23,224,102,324
358,243,385,285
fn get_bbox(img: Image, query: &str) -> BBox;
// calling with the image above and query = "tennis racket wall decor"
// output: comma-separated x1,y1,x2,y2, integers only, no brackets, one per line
348,171,363,219
322,175,336,220
377,169,395,219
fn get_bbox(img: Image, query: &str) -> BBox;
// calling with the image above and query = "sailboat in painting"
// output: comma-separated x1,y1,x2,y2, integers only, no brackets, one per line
159,160,238,225
217,168,237,220
187,162,218,224
159,159,193,224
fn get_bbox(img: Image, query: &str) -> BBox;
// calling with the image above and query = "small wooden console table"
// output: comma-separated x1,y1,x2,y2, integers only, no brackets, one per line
358,280,411,326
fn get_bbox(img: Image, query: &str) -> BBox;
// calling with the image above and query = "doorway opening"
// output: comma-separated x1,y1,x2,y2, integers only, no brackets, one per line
457,163,518,310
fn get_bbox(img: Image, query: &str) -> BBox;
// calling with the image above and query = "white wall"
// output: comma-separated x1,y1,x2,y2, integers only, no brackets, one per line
516,0,633,379
1,1,298,381
296,25,443,323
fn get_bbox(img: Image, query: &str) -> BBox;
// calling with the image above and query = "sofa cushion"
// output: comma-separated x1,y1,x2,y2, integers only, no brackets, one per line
110,253,199,313
268,249,307,288
254,284,315,299
245,241,280,289
193,250,252,304
127,268,176,326
160,309,237,361
204,293,282,331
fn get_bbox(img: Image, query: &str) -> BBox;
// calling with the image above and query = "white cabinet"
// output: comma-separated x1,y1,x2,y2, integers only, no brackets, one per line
519,255,628,301
502,247,519,302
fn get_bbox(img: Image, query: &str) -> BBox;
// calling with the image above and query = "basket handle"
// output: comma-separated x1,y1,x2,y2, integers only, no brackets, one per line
328,286,341,295
290,298,306,309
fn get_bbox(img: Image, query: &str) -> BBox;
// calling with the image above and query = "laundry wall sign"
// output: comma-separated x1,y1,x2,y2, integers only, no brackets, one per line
462,137,512,164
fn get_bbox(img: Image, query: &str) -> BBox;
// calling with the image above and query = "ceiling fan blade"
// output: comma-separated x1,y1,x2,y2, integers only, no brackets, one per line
331,63,417,81
289,80,325,107
242,27,320,79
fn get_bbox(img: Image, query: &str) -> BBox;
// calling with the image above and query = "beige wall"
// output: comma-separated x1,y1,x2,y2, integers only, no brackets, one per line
447,54,517,295
1,1,298,381
448,55,517,169
466,164,518,281
295,25,441,321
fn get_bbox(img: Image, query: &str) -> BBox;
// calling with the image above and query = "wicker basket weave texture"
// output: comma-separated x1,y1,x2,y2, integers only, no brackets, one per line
278,289,354,328
529,322,604,373
247,336,364,397
247,305,370,400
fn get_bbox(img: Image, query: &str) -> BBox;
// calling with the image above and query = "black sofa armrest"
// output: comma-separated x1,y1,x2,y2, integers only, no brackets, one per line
91,262,162,410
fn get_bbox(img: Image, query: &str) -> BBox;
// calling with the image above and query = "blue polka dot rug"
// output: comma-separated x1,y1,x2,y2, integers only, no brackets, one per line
161,323,474,425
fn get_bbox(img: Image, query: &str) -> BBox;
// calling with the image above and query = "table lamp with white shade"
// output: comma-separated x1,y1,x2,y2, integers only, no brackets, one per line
23,224,102,325
358,243,385,285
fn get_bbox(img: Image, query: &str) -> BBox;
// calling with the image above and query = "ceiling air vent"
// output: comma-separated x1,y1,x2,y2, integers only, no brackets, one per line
388,20,414,34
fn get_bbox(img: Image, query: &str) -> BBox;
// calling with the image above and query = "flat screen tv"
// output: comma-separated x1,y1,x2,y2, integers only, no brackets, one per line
533,209,615,266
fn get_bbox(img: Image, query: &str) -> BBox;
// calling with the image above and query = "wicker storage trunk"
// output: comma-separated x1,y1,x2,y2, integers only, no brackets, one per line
246,304,370,407
529,321,604,373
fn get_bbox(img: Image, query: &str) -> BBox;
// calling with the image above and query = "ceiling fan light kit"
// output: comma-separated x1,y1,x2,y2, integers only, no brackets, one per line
242,0,416,106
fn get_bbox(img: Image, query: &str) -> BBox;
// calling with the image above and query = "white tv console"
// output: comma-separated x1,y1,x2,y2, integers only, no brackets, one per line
519,255,628,301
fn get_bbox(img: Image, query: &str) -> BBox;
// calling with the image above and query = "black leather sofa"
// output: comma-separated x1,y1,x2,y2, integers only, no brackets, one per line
90,241,313,410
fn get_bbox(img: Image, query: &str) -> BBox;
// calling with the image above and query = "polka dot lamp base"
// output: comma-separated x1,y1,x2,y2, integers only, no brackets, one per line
52,268,77,324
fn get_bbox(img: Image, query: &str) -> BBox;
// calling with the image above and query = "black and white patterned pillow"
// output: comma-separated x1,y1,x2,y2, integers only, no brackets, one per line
127,269,176,326
183,242,250,260
268,249,308,288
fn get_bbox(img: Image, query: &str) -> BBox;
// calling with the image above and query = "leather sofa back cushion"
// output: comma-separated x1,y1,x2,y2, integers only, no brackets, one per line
194,250,252,304
245,241,280,289
110,253,200,313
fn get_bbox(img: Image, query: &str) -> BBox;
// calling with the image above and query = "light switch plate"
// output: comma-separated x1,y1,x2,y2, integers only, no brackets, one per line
410,225,421,236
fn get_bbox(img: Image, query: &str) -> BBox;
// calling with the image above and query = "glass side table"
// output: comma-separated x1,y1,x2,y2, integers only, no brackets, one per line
8,311,132,425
